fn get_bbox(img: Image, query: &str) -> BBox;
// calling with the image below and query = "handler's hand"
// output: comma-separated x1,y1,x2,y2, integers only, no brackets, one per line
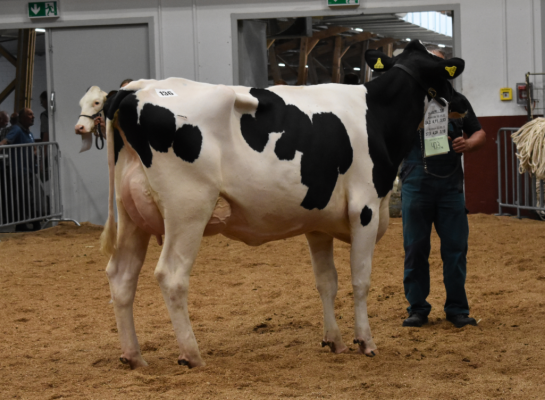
93,116,106,136
450,137,470,153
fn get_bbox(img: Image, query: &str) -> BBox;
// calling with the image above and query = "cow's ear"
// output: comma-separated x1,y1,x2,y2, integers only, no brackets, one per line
436,57,465,79
365,50,395,72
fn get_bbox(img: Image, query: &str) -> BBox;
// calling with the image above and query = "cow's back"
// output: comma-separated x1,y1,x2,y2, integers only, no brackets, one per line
113,79,375,245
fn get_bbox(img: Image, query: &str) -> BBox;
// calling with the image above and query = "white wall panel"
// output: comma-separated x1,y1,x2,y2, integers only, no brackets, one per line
459,0,509,116
160,0,196,79
0,1,541,119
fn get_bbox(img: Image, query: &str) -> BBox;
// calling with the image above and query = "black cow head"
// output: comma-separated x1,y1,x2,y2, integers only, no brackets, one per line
365,40,465,107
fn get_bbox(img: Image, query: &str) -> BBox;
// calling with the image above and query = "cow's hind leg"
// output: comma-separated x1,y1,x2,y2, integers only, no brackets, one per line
306,232,347,354
349,202,380,356
106,202,151,369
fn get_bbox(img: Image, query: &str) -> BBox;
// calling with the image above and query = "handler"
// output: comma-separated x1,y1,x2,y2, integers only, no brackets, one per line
400,48,486,328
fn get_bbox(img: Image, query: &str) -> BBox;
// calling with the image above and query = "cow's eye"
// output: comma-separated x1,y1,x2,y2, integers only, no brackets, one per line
94,102,100,105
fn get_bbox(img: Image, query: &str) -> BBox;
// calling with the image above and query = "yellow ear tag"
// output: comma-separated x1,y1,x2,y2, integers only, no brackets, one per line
374,58,384,69
445,66,457,77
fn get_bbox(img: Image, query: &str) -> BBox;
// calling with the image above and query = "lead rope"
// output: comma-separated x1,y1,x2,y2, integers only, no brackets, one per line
95,113,104,150
78,108,104,150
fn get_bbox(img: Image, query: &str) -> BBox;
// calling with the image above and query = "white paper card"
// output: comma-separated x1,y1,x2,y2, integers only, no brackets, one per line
423,99,449,157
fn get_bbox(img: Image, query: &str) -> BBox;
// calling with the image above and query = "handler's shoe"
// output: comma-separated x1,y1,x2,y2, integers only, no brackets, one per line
446,314,477,328
402,313,428,327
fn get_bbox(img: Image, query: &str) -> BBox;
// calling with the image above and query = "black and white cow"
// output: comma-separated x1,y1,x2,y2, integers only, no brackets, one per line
75,40,466,369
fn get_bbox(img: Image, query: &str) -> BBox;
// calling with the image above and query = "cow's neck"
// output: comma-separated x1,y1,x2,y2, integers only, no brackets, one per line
364,70,427,198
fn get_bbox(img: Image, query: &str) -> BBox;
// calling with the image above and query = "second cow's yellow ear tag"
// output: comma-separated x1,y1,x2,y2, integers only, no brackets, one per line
374,58,384,69
445,66,457,77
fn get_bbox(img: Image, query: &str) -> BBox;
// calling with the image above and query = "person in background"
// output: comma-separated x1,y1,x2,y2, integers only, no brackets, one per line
120,78,133,88
39,91,49,142
400,47,486,328
9,112,18,127
343,73,360,85
0,108,35,147
0,108,42,231
0,111,9,222
0,111,9,142
93,79,134,134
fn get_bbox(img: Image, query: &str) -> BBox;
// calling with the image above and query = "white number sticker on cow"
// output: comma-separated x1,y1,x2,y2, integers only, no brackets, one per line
155,89,178,97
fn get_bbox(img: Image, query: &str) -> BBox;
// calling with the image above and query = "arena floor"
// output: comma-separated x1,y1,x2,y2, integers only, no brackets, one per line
0,214,543,399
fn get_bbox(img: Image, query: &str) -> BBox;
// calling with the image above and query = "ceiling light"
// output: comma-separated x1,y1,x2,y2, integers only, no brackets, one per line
35,28,46,32
278,63,285,67
353,67,361,71
438,44,446,48
354,28,363,32
406,38,411,41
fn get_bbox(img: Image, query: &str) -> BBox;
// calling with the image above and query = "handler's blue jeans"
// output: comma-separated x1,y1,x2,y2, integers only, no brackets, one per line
401,163,469,317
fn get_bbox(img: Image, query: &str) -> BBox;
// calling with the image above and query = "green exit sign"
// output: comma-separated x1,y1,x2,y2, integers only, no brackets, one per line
28,2,59,18
328,0,360,6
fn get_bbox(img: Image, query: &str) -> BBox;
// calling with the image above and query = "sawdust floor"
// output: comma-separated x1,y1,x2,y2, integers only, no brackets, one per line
0,214,544,399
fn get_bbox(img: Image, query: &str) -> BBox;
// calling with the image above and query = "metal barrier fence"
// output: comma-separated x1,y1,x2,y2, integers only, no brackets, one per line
0,142,77,231
497,127,545,219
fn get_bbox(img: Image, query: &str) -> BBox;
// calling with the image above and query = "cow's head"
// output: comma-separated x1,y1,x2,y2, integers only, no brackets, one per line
365,40,465,110
75,86,108,152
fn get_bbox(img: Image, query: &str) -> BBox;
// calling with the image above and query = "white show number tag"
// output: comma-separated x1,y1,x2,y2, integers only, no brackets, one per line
423,99,449,157
155,89,178,97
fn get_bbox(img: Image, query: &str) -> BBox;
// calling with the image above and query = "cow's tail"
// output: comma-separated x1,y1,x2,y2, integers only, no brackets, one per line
100,114,117,257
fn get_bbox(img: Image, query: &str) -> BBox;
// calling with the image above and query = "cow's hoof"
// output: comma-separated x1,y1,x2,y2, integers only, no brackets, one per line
353,339,377,357
178,358,205,369
321,340,347,354
119,354,148,369
178,359,191,368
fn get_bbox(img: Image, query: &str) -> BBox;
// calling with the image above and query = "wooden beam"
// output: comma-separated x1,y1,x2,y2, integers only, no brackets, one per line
306,37,320,56
394,41,409,51
275,40,299,54
14,29,36,111
360,41,370,83
295,36,323,85
276,54,299,77
365,62,373,83
307,55,318,85
368,37,398,50
312,57,329,75
0,44,17,66
274,26,350,55
296,38,309,85
314,40,334,57
268,44,282,84
312,26,350,40
267,39,275,50
324,32,376,83
331,36,343,83
385,42,394,57
0,79,16,104
342,31,375,48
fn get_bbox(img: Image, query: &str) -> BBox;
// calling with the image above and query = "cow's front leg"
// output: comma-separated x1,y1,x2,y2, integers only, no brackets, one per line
349,203,379,356
154,234,205,368
106,203,151,369
305,231,347,354
153,197,219,369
